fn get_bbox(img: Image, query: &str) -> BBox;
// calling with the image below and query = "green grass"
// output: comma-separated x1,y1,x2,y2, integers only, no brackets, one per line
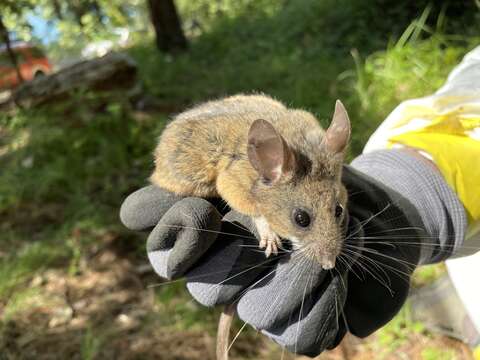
153,281,221,332
0,95,165,311
81,327,106,360
421,347,457,360
129,1,479,156
412,263,447,288
1,287,43,321
0,238,68,298
1,0,479,356
374,303,426,354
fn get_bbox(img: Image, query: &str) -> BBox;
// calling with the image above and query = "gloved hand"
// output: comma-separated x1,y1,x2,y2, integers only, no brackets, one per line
120,171,424,356
120,185,355,356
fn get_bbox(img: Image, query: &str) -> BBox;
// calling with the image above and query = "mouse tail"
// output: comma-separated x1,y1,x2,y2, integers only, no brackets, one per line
216,303,236,360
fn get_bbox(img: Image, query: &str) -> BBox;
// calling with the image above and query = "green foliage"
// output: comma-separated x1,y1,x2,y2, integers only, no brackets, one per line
176,0,479,53
421,347,457,360
51,0,147,48
1,287,43,321
0,94,166,302
0,237,67,298
374,304,426,355
81,327,105,360
153,281,220,332
343,28,478,154
412,263,447,288
1,0,148,62
0,96,163,213
130,0,479,157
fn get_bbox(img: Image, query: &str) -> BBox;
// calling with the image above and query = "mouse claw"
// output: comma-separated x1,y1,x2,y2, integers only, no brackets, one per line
255,217,282,257
266,242,278,257
260,234,281,257
265,243,273,257
259,237,267,249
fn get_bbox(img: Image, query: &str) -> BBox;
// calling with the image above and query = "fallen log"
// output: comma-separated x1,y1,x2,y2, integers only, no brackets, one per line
0,52,139,111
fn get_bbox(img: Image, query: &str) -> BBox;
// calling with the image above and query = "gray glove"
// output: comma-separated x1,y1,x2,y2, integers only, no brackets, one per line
120,185,351,356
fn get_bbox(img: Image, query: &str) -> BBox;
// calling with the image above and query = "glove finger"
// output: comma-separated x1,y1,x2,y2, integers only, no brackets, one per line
186,217,273,306
263,270,348,357
237,253,328,330
147,197,222,279
222,210,257,236
342,216,417,337
327,315,347,350
120,185,183,231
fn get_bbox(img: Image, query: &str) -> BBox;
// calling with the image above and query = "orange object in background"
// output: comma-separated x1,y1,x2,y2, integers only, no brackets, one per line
0,42,53,90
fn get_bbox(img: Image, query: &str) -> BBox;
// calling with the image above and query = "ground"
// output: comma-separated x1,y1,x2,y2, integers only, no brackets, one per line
0,227,474,359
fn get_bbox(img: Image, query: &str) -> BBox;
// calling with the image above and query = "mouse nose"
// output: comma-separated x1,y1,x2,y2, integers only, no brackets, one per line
320,255,336,270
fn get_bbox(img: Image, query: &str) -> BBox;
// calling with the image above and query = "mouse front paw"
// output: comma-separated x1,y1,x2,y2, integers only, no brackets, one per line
259,233,282,257
254,217,282,257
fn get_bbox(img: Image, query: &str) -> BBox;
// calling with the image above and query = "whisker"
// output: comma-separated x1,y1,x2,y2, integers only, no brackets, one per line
349,249,393,286
339,251,367,280
217,252,292,286
341,249,394,295
335,266,347,294
222,217,256,234
344,244,418,269
227,321,248,353
343,248,393,285
233,266,282,306
339,288,351,334
148,252,288,288
358,240,479,250
261,256,309,325
337,255,361,281
346,203,392,239
295,268,310,354
343,247,414,281
366,226,425,234
348,213,424,236
154,223,258,241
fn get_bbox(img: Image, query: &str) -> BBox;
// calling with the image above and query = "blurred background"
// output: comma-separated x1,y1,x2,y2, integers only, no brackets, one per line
0,1,479,359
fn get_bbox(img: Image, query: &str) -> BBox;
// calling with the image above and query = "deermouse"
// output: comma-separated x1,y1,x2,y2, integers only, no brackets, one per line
150,94,351,359
151,94,351,265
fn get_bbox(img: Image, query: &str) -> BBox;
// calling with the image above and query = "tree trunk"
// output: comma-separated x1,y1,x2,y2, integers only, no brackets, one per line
147,0,187,53
51,0,63,20
0,15,24,83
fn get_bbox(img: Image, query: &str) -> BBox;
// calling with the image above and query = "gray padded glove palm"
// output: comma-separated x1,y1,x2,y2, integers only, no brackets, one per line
120,185,350,356
120,156,429,356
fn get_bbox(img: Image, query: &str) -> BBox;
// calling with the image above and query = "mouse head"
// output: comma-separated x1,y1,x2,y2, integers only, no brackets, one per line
247,100,351,270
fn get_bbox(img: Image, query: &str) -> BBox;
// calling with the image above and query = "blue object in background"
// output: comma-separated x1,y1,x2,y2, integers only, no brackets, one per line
26,12,59,44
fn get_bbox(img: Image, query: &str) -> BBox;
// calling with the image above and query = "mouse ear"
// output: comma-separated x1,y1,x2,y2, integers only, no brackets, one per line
247,119,295,184
322,100,351,154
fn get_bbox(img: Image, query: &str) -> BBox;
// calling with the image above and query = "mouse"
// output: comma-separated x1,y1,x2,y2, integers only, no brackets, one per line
151,94,351,267
150,94,351,360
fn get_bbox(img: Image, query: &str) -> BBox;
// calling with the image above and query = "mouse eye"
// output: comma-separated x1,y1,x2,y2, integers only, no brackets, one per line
335,202,344,219
292,208,311,228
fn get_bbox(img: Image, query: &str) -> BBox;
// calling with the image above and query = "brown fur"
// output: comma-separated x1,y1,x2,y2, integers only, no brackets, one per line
151,94,349,263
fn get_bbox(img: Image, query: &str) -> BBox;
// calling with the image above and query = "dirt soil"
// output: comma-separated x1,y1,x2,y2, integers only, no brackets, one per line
0,232,474,360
